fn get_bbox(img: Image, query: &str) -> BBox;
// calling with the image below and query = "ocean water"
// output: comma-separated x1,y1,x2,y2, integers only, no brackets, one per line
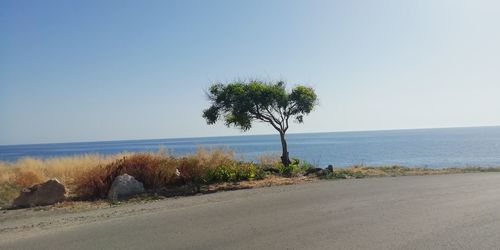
1,126,500,168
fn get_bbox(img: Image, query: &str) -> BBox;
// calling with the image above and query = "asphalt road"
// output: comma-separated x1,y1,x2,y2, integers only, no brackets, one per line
2,173,500,249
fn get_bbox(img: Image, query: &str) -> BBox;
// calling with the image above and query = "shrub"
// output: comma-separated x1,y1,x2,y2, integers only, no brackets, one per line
74,154,178,198
207,164,236,182
206,162,266,183
0,148,278,203
72,165,109,199
253,166,267,179
278,158,314,177
177,156,207,185
107,154,177,189
236,162,262,181
10,168,44,187
72,148,239,198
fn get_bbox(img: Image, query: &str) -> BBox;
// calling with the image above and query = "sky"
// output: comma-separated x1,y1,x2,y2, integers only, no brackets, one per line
1,0,499,145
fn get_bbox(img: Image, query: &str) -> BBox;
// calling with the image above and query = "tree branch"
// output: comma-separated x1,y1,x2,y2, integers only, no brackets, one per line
250,108,282,133
263,106,283,131
284,114,290,132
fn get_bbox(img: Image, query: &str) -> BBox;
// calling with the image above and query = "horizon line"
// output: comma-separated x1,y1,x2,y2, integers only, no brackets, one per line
1,124,499,147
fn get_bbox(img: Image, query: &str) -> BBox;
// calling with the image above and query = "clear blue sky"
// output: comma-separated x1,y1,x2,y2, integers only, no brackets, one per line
1,0,499,145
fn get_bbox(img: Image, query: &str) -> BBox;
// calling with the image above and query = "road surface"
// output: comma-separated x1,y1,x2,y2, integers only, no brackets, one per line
2,173,500,249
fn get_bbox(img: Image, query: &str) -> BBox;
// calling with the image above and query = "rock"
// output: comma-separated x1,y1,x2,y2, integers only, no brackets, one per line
327,165,334,172
12,179,66,208
108,174,145,200
316,169,330,176
305,167,324,176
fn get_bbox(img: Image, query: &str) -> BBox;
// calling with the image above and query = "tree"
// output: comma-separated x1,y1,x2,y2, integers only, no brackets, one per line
202,80,318,167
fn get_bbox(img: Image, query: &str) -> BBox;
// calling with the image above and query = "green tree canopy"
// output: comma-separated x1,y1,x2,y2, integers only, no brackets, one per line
203,80,318,166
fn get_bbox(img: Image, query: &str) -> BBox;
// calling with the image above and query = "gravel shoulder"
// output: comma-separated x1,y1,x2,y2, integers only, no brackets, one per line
2,173,500,249
0,176,315,242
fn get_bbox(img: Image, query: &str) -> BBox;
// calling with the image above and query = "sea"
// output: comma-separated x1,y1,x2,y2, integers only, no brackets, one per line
1,126,500,168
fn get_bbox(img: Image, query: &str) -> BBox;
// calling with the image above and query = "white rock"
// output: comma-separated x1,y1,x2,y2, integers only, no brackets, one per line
108,174,145,200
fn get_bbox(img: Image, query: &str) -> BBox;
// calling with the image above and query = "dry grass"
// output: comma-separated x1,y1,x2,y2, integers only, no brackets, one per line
0,153,130,207
257,153,281,167
323,165,500,179
0,148,255,206
3,150,500,209
0,153,129,188
74,153,178,199
70,148,239,198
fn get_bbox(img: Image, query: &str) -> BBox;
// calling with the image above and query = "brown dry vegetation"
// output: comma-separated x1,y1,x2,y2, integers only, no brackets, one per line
0,154,130,187
0,153,133,208
73,148,242,199
2,150,500,209
0,149,268,208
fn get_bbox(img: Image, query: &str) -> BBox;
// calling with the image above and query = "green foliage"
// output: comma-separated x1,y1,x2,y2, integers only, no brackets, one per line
206,164,238,182
254,167,268,179
278,158,315,177
202,80,318,132
202,80,318,167
206,162,266,183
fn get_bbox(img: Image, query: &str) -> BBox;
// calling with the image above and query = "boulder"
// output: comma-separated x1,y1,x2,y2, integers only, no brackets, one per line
108,174,145,200
12,179,66,208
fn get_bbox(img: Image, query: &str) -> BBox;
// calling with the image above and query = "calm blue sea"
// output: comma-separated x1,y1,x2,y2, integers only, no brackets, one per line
1,126,500,168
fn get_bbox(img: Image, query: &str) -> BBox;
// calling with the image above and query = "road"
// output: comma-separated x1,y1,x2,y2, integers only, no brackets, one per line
2,173,500,249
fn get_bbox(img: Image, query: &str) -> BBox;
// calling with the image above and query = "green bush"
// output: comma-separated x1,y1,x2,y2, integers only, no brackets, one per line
235,162,256,180
278,158,314,177
206,162,266,183
207,164,237,182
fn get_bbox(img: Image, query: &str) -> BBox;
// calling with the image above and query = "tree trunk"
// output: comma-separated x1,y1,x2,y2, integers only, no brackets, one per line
279,132,291,167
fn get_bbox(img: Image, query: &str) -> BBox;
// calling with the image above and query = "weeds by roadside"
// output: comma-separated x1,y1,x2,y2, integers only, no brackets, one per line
0,149,271,207
2,151,500,209
278,158,315,177
320,169,366,179
319,165,500,179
